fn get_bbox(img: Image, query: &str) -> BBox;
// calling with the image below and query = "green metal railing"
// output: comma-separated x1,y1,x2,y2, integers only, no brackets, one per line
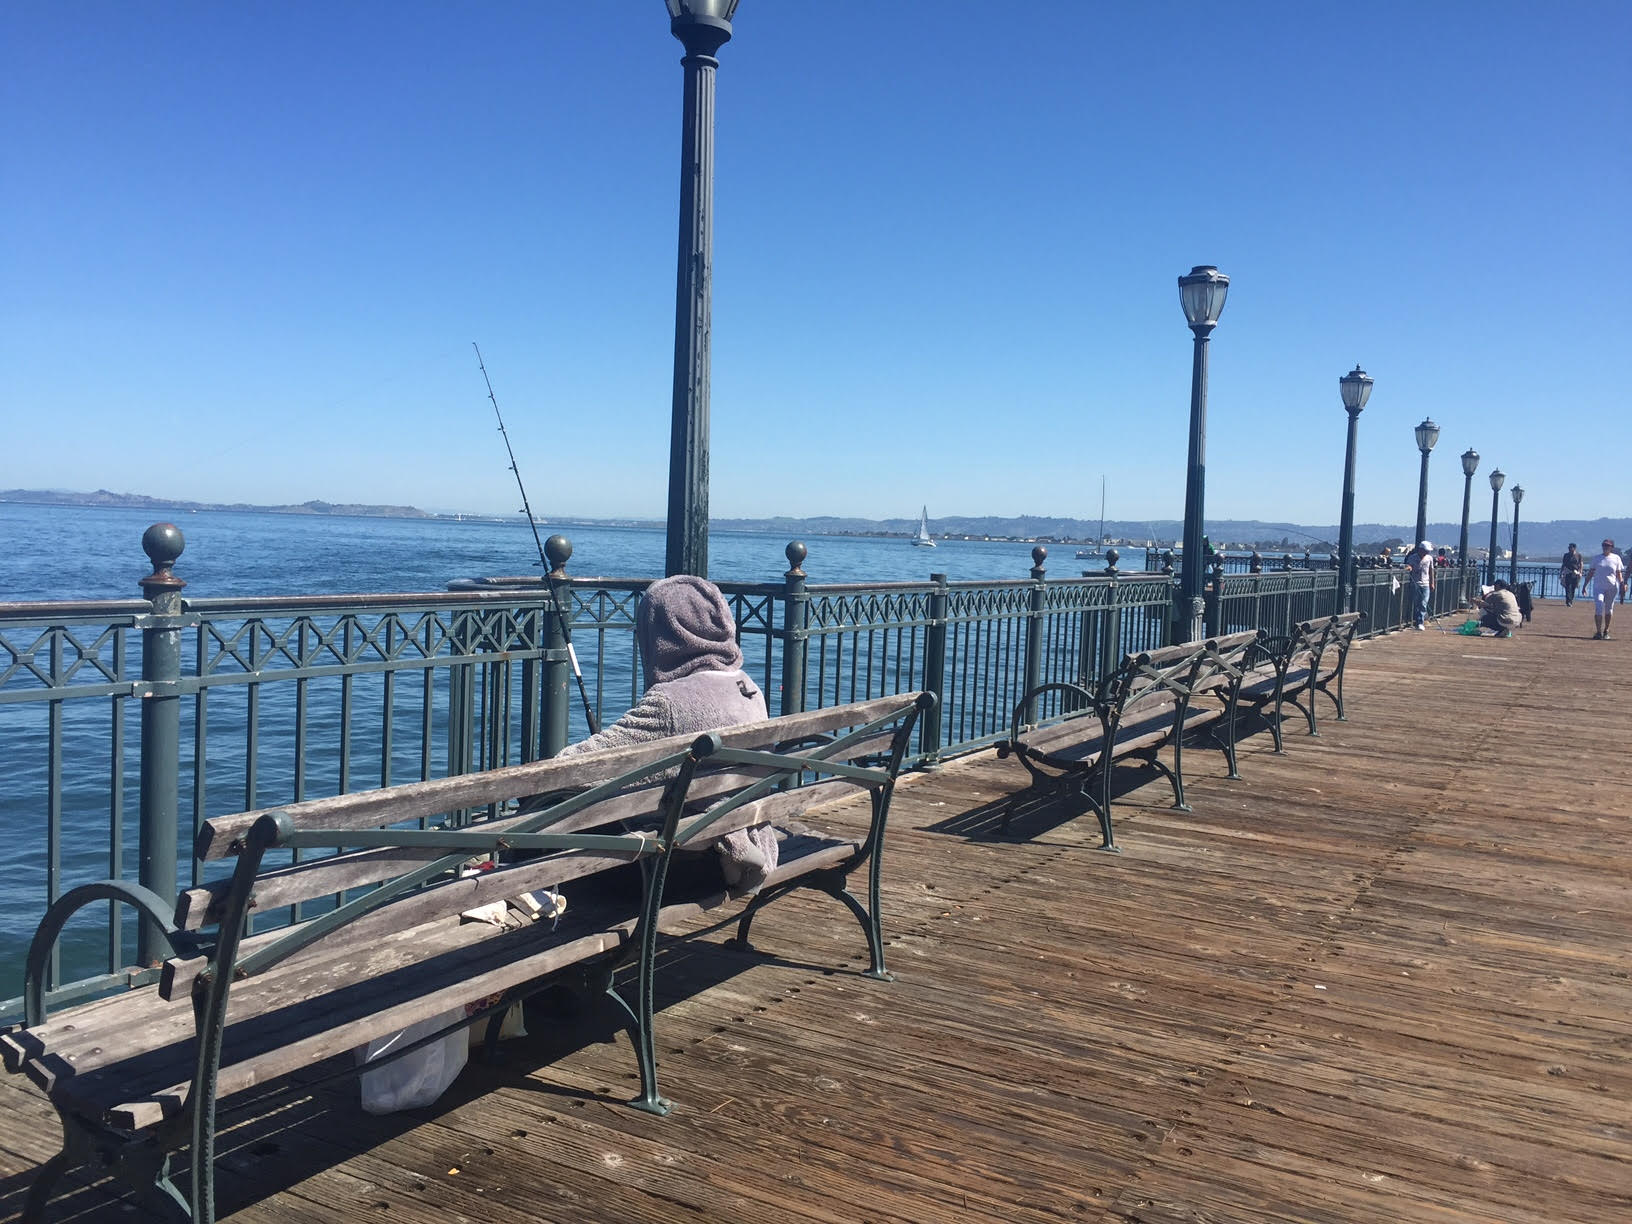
3,526,1467,1017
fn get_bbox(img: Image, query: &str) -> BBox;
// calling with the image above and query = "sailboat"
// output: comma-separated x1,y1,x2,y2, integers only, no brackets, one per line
1076,477,1106,559
910,506,936,547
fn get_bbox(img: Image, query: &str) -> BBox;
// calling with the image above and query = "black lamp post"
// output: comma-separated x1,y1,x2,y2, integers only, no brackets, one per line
1175,265,1228,643
1412,417,1439,548
1486,468,1505,585
1509,485,1524,584
1336,365,1373,612
1456,448,1478,568
663,0,740,578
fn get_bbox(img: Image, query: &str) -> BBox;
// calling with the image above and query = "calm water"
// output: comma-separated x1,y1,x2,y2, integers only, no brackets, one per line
1,502,1076,603
1,503,1083,1003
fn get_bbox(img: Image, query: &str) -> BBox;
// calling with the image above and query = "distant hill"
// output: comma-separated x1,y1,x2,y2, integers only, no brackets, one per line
1,489,431,519
5,490,1624,561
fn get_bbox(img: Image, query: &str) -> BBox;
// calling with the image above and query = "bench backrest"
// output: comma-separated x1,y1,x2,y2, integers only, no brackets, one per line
1105,631,1260,718
164,693,934,999
1287,611,1365,669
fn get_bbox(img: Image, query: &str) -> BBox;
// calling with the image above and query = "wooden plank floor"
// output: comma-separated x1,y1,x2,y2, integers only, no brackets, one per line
3,601,1628,1223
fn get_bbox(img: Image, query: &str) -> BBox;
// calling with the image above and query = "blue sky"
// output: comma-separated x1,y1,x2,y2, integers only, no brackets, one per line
2,2,1626,527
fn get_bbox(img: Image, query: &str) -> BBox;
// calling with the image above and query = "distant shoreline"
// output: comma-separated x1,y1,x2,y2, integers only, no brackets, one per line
3,490,1621,560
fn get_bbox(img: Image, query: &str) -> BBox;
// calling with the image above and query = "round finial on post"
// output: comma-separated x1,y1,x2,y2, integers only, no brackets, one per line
139,523,186,598
1030,545,1047,578
784,540,807,580
543,534,572,579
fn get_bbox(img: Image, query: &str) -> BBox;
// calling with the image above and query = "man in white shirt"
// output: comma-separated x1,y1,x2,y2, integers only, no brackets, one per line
1583,538,1627,640
1405,540,1436,630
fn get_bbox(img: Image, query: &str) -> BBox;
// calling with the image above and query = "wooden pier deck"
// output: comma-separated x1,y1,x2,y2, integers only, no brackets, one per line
3,601,1628,1223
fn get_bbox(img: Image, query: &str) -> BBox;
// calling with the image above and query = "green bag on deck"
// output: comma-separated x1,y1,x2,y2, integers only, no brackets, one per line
1459,618,1480,635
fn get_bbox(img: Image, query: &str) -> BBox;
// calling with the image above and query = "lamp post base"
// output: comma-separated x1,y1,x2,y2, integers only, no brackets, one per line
1173,593,1204,646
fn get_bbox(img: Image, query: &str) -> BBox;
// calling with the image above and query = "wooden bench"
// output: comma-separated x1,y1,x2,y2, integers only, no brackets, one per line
1,692,933,1223
1234,612,1365,751
996,631,1261,850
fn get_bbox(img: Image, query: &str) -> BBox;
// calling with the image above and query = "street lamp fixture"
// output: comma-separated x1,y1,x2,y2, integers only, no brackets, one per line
1510,485,1524,584
1486,467,1505,585
1176,266,1228,642
663,0,742,577
1339,366,1373,413
1412,417,1439,547
1179,265,1230,333
1335,365,1372,612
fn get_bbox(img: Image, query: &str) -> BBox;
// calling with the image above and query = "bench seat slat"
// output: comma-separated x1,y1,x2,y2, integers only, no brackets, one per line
744,835,860,894
1022,706,1222,770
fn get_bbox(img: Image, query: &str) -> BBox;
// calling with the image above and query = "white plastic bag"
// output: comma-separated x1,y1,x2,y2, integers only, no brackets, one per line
355,1009,468,1114
467,1001,529,1050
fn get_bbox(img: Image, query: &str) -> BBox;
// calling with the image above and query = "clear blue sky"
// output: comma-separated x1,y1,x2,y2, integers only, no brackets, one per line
3,2,1626,528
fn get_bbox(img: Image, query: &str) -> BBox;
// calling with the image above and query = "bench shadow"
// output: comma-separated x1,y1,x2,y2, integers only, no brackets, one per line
0,1072,437,1223
920,722,1289,848
920,763,1173,845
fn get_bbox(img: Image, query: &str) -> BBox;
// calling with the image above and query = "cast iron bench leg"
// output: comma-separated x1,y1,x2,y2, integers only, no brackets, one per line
812,871,893,982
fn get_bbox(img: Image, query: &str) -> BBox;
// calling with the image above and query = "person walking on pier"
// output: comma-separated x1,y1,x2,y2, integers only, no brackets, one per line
1560,543,1584,607
1583,539,1627,639
1406,540,1436,630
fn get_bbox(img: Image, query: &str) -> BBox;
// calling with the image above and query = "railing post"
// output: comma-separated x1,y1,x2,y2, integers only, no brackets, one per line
137,523,186,966
446,611,477,818
1022,547,1047,724
1100,578,1124,681
540,536,574,758
779,541,808,717
920,573,949,761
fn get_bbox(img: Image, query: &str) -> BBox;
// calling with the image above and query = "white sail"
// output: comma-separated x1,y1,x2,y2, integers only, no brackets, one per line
910,506,936,547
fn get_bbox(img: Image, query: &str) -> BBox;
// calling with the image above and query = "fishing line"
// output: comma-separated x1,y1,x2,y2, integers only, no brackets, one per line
473,342,599,735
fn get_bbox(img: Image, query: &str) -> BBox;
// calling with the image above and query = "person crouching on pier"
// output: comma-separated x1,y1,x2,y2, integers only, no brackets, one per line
1582,538,1628,639
1473,580,1523,638
551,573,778,889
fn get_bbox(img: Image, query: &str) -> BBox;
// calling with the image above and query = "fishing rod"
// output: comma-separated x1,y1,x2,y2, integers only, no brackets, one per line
473,342,599,734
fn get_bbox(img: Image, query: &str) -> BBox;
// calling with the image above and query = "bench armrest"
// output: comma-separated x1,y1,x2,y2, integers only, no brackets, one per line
23,882,204,1027
1001,680,1100,751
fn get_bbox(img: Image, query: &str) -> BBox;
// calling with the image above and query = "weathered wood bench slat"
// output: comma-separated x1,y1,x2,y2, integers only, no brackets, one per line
36,919,632,1127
